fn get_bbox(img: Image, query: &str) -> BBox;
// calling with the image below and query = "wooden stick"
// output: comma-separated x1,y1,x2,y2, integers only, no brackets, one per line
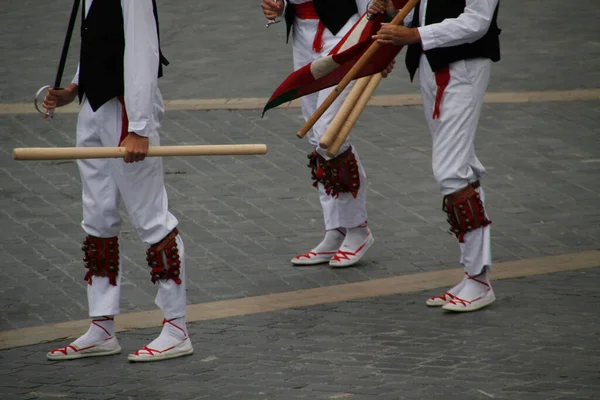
13,144,268,161
296,0,419,139
318,76,373,150
327,73,383,158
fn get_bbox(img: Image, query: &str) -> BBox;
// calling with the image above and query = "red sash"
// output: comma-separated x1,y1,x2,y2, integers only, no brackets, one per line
295,2,325,53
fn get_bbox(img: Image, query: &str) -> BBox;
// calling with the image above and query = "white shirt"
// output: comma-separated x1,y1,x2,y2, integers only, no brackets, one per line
72,0,162,137
405,0,499,52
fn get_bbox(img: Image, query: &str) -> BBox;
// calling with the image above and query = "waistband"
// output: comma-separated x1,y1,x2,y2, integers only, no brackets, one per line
294,2,318,20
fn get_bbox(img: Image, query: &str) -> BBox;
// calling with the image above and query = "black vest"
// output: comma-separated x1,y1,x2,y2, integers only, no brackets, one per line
78,0,168,111
285,0,359,42
405,0,501,81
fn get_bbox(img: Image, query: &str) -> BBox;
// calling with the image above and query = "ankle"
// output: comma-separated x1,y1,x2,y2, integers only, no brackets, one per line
91,316,115,337
163,317,188,340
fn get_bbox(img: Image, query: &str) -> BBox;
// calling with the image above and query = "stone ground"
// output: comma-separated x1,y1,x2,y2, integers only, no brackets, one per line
1,269,599,400
1,0,599,399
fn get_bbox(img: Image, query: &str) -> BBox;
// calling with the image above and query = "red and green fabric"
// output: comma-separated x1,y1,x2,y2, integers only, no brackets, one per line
263,11,404,116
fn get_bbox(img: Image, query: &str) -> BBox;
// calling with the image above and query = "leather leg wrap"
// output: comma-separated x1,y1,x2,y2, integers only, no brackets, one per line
82,236,119,286
308,147,360,198
442,181,491,243
146,228,182,285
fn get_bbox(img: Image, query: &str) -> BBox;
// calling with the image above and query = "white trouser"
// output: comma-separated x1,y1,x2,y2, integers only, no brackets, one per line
76,97,186,318
292,15,368,230
419,56,492,276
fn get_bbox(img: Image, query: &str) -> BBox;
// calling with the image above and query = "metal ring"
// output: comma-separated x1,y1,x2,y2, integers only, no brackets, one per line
34,85,54,118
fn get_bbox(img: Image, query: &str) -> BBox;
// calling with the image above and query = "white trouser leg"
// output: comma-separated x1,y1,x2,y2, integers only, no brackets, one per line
153,235,187,318
293,15,368,231
77,99,123,317
419,57,492,276
459,187,492,276
78,98,186,319
316,146,368,230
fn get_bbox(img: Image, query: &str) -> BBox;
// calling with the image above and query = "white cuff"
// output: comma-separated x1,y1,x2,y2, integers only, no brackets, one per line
418,25,438,51
127,120,152,137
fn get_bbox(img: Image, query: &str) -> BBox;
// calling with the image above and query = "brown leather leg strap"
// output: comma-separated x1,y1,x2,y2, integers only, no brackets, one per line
442,181,491,243
146,228,182,284
82,236,120,286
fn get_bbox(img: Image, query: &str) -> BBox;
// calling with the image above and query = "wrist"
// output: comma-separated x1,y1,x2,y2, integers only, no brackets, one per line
411,28,422,44
388,8,399,18
66,83,79,96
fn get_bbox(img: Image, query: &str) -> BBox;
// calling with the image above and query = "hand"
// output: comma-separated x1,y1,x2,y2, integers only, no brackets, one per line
120,132,149,163
373,23,421,46
261,0,284,20
381,59,396,78
368,0,396,17
42,83,78,111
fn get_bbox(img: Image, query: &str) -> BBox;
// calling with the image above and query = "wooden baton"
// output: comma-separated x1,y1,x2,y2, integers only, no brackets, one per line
318,75,373,150
12,144,268,161
327,73,383,158
296,0,419,139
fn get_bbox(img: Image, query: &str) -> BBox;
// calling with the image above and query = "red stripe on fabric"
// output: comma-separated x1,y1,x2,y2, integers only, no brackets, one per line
117,96,129,145
294,2,324,53
432,67,450,119
313,21,325,53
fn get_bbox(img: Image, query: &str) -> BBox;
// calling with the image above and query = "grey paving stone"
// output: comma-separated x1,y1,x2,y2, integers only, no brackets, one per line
0,2,599,399
6,270,599,399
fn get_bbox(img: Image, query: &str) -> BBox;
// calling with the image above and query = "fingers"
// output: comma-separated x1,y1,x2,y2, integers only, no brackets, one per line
124,148,147,163
122,134,149,163
373,37,395,45
263,10,279,19
261,0,282,12
368,3,385,14
134,149,147,162
372,33,392,42
42,97,57,111
381,59,395,78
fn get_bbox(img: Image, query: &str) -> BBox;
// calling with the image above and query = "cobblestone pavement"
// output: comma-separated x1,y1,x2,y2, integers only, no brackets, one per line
1,268,599,400
1,0,600,398
1,0,599,103
2,99,599,329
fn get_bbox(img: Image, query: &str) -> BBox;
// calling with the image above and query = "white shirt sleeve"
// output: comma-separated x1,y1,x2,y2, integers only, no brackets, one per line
355,0,371,15
121,0,160,137
418,0,498,52
71,64,80,86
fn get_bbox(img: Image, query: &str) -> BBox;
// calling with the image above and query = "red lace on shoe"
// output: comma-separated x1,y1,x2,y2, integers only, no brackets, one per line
330,232,370,262
466,273,491,289
132,345,176,356
446,273,490,306
132,318,187,356
429,292,457,302
294,251,336,260
49,316,114,355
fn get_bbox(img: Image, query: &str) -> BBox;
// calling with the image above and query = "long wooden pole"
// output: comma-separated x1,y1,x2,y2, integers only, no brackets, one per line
318,76,373,150
326,73,383,158
13,144,268,161
296,0,419,139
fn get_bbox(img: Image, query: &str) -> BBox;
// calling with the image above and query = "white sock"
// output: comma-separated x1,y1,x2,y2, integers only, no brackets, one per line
144,317,188,350
445,273,468,296
455,267,492,301
339,225,369,251
72,316,116,347
312,228,346,252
